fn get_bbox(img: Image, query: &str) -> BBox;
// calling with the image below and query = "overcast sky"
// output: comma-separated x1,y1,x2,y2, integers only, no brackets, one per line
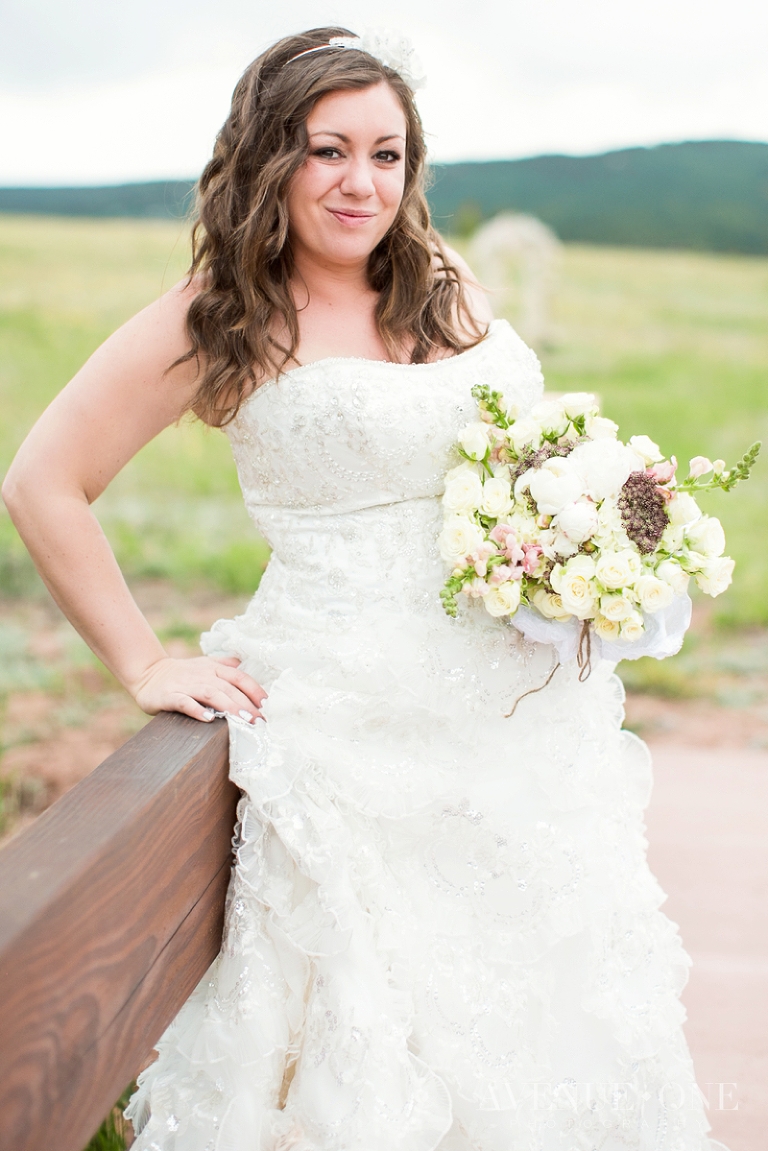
1,0,766,185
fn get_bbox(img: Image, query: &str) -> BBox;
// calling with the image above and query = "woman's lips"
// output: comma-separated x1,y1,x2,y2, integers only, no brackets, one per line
327,208,375,227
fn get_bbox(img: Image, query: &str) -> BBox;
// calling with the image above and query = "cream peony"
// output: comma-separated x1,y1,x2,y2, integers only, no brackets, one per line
599,592,636,622
668,492,702,526
528,458,583,515
593,614,622,641
479,476,513,518
484,580,522,617
555,499,600,544
552,531,580,557
442,469,483,514
695,556,735,597
459,422,491,461
595,548,642,590
620,611,646,641
530,399,569,436
628,434,664,465
438,517,485,564
635,574,675,614
655,558,690,595
568,439,645,502
508,417,542,453
585,414,619,440
532,587,571,621
685,515,726,558
561,392,598,419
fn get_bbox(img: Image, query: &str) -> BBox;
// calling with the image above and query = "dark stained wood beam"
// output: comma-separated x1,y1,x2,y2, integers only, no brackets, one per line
0,712,237,1151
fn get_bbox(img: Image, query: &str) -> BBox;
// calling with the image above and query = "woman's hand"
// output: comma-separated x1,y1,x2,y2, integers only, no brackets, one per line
130,655,268,724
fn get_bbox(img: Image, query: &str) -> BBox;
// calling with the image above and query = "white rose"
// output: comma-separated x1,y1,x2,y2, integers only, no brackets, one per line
508,417,542,453
628,434,664,465
528,459,583,515
668,492,702,526
660,523,685,552
532,587,571,621
600,592,636,622
620,611,646,642
560,392,598,419
438,516,485,564
459,422,491,461
635,574,675,614
695,555,735,597
685,515,726,558
688,455,714,479
480,477,513,518
593,614,621,641
530,399,569,436
484,580,522,617
555,499,600,544
568,439,645,502
595,548,642,590
655,558,690,595
559,563,599,619
585,415,619,440
443,469,483,514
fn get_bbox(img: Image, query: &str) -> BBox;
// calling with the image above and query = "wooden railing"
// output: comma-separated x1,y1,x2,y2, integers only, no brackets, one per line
0,713,238,1151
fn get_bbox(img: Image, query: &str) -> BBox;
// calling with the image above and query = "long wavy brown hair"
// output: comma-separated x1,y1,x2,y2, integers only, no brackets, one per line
179,27,485,426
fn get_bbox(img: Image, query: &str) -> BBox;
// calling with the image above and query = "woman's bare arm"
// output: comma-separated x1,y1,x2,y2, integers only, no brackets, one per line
1,280,266,723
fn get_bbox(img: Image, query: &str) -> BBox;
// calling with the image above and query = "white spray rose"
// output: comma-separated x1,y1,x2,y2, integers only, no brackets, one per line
585,414,619,440
620,611,646,642
438,517,485,564
660,523,685,552
685,515,726,558
593,614,622,641
484,580,522,617
695,556,735,597
508,417,542,453
555,499,600,544
532,587,571,621
688,455,714,478
480,477,513,518
568,438,645,502
655,559,690,595
530,399,569,436
443,469,483,514
561,392,598,419
635,574,675,614
558,556,599,619
459,422,491,461
600,592,636,622
595,548,642,590
528,458,583,515
668,492,702,526
628,434,664,464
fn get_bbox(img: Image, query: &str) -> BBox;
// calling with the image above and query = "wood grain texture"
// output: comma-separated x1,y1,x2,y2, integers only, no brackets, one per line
0,712,238,1151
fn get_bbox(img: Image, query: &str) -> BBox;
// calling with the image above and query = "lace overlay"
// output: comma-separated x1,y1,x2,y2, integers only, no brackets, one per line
127,322,722,1150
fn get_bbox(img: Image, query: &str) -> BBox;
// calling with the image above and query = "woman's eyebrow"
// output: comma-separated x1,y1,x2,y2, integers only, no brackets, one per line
308,131,406,145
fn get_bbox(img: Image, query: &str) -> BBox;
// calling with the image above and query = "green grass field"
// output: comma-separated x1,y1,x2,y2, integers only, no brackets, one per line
0,214,766,622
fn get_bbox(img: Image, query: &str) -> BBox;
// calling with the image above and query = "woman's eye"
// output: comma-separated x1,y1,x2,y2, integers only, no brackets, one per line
313,147,342,160
375,150,401,164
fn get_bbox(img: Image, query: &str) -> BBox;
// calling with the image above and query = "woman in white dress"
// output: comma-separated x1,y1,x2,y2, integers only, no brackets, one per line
2,27,727,1151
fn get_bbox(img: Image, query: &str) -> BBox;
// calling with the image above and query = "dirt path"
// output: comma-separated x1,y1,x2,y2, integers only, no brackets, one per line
646,742,768,1151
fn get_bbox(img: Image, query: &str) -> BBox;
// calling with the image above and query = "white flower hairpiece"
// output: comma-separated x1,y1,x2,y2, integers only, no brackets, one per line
287,29,426,92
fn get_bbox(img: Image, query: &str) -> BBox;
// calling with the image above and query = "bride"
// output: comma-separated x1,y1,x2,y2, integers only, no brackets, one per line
2,26,728,1151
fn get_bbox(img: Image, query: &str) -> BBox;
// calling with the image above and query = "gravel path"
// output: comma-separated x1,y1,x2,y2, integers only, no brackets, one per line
647,743,768,1151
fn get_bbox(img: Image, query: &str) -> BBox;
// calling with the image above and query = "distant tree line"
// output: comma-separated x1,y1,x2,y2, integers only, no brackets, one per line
1,140,766,254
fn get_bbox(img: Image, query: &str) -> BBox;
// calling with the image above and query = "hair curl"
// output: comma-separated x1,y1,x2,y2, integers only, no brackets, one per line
178,27,484,425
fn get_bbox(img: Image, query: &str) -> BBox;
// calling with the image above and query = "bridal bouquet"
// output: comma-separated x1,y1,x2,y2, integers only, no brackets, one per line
439,387,759,667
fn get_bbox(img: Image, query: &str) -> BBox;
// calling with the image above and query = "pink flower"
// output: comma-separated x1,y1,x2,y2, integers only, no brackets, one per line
522,544,543,575
647,456,677,485
469,540,497,577
465,577,489,598
489,523,515,545
489,563,514,585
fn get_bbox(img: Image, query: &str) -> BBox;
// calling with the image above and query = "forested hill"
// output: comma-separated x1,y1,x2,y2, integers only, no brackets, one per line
0,140,766,254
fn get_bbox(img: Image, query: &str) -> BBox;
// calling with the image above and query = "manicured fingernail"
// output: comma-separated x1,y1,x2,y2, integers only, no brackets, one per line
239,709,253,721
202,708,215,721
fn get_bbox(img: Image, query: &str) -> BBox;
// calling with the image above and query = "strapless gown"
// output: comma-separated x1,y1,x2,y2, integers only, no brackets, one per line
127,320,727,1151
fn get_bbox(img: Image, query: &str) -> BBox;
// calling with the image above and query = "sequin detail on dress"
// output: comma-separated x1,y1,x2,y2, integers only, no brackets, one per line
127,321,724,1150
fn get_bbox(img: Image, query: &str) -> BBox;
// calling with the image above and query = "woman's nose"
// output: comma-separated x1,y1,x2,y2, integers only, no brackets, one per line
339,158,376,197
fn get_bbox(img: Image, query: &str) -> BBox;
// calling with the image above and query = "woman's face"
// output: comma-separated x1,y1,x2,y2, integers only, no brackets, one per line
287,82,407,273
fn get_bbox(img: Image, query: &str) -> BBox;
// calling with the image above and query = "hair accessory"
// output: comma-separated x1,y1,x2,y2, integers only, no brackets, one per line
286,29,426,91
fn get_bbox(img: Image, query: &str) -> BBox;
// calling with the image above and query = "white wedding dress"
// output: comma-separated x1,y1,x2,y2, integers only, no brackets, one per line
127,320,726,1151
